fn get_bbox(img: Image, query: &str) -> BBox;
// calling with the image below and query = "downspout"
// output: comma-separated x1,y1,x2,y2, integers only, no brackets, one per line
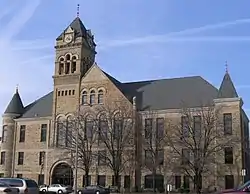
11,119,17,177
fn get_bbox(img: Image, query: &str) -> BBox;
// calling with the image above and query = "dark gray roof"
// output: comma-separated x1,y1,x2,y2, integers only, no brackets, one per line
20,92,53,118
4,89,24,114
121,76,219,110
17,74,232,118
56,17,87,41
217,72,238,98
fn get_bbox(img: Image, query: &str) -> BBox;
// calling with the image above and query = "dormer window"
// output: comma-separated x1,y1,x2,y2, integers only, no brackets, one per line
90,90,95,105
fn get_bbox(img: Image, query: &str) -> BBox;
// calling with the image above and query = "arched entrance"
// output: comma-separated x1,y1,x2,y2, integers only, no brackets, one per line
52,163,73,186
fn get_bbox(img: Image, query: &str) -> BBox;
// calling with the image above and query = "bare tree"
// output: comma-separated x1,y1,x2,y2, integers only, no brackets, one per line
165,105,240,194
56,111,98,186
140,110,165,192
93,100,135,189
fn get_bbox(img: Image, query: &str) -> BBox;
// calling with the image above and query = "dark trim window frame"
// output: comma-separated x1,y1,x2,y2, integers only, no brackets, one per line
0,152,5,165
19,125,26,142
18,152,24,165
40,124,47,142
224,113,232,135
181,116,189,138
2,126,7,143
145,118,153,139
224,147,233,164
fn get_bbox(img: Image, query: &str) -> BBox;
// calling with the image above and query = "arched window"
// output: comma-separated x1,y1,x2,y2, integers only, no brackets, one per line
71,56,77,73
99,114,108,141
66,54,71,61
82,91,87,105
56,117,65,147
66,116,74,147
113,113,122,140
65,62,70,74
89,90,95,105
59,63,64,75
98,90,104,104
85,116,94,139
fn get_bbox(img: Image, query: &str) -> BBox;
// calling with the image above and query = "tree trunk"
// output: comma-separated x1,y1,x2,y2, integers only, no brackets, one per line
114,172,120,191
194,172,202,194
85,169,90,187
152,168,156,193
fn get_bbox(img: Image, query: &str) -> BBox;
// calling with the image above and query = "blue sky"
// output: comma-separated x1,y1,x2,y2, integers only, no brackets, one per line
1,0,250,123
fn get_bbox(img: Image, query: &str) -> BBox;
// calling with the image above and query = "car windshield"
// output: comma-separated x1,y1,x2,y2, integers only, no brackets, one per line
60,184,66,187
26,180,38,188
237,180,250,190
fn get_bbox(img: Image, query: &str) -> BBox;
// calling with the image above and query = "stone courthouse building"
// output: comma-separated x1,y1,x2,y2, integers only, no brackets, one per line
0,15,249,191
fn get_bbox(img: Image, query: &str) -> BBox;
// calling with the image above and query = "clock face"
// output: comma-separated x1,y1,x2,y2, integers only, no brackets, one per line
64,34,73,43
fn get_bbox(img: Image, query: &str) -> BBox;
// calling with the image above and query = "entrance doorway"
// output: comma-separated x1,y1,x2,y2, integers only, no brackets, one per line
52,163,73,186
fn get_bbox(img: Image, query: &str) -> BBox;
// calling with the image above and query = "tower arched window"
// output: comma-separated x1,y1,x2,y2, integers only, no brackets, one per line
66,54,71,61
66,116,73,147
82,91,87,105
89,90,95,105
65,62,70,74
59,58,64,75
98,90,104,104
56,117,65,147
71,56,77,73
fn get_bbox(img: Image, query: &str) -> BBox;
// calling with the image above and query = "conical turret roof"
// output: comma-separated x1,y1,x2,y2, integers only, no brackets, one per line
4,87,24,114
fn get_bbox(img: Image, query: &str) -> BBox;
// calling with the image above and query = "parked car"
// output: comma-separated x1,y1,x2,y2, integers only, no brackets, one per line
220,180,250,193
78,185,110,194
0,181,19,194
0,178,39,194
40,184,72,194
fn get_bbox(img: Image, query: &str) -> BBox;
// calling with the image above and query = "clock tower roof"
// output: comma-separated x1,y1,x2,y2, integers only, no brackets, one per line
56,17,87,41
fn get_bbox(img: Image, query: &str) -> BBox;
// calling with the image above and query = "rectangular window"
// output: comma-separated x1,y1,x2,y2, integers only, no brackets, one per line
2,126,7,143
225,147,233,164
0,173,4,177
145,118,153,139
156,118,164,138
175,176,181,189
38,174,44,186
224,113,232,135
225,175,234,189
40,124,47,142
39,152,45,166
99,120,108,141
181,116,189,138
193,116,201,137
98,150,106,166
0,152,5,165
124,175,130,189
97,175,106,187
19,125,26,142
18,152,24,165
183,176,190,189
17,174,22,178
181,149,190,165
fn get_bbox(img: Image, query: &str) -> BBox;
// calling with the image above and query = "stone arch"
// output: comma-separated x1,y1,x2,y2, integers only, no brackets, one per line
72,54,79,60
50,161,74,186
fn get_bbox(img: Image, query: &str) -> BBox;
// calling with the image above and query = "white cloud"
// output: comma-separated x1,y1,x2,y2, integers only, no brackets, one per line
0,0,54,130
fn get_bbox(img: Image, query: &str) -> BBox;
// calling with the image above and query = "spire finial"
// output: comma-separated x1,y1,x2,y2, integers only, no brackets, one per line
16,84,19,93
225,61,228,73
77,4,80,17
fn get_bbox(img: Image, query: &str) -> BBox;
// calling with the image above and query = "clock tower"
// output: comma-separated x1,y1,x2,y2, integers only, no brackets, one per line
51,15,96,125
